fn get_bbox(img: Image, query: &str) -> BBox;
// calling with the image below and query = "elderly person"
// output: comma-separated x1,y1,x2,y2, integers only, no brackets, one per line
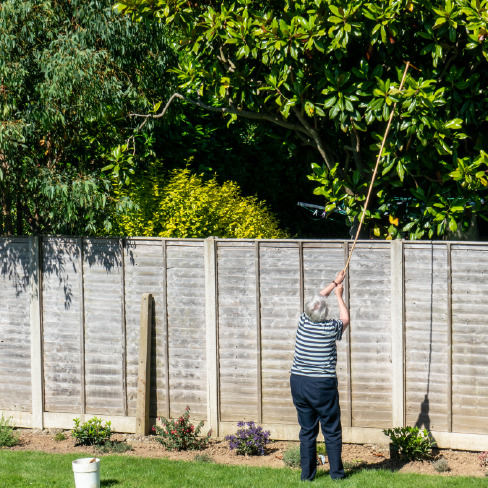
290,270,350,481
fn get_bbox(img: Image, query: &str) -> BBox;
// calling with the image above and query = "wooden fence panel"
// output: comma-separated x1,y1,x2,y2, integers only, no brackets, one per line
0,238,31,411
124,239,166,418
217,242,259,421
259,243,300,424
348,244,392,429
82,239,125,415
404,243,449,432
42,238,83,413
166,241,207,419
451,245,488,434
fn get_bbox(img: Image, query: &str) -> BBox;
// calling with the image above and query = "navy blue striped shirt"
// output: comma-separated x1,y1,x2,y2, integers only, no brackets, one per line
291,313,344,378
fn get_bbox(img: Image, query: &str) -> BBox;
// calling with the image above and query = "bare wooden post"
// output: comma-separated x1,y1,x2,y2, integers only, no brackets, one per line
136,293,153,435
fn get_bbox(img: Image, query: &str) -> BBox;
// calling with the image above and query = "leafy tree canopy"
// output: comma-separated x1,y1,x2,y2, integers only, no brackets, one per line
116,0,488,239
114,166,289,238
0,0,172,235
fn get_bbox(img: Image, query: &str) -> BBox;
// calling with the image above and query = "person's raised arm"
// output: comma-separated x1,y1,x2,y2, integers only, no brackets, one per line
334,282,350,331
319,270,345,298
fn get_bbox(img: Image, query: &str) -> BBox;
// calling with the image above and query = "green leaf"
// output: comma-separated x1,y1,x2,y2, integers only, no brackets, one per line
445,118,463,129
352,170,361,186
397,161,405,182
329,5,342,17
323,96,337,109
402,222,415,232
325,203,337,212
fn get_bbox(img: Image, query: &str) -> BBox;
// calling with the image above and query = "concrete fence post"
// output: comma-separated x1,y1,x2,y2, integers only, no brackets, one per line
391,240,405,427
29,236,44,429
136,293,153,435
204,237,219,437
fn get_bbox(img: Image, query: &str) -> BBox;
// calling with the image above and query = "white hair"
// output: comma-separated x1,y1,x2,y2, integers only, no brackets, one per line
304,293,328,323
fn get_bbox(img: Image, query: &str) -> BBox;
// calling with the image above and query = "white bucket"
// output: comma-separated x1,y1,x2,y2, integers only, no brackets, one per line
72,457,100,488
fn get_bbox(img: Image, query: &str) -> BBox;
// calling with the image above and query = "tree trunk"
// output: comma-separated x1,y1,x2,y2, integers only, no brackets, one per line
2,187,13,235
16,194,24,235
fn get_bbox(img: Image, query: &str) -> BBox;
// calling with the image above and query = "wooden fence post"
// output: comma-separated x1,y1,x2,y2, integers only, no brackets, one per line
136,293,153,435
29,236,44,429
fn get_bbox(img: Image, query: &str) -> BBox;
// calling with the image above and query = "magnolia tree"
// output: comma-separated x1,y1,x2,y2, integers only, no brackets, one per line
115,0,488,239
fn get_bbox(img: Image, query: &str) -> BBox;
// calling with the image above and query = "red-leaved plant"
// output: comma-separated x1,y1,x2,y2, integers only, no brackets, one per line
480,451,488,469
153,406,211,451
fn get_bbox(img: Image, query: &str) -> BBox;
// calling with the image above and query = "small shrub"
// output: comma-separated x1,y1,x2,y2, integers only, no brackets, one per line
432,456,449,473
383,426,434,461
97,440,131,454
282,442,327,468
282,444,301,468
225,420,271,456
54,432,66,442
0,415,18,447
193,453,215,463
317,442,326,456
480,452,488,469
154,406,211,451
72,417,112,446
343,459,366,470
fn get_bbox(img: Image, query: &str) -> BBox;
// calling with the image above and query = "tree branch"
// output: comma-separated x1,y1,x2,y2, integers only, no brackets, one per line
291,107,334,170
344,126,365,176
217,46,236,73
438,44,459,83
296,131,316,149
130,93,313,139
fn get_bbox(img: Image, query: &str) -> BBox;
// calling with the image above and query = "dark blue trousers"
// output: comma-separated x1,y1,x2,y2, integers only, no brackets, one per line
290,374,345,480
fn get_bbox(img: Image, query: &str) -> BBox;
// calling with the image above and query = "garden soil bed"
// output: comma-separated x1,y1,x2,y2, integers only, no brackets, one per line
7,429,488,478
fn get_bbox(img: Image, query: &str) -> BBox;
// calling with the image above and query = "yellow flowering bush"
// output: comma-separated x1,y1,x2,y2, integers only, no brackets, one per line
114,168,288,239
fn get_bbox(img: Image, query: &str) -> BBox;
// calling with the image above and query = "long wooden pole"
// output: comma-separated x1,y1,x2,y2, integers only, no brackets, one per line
343,62,412,273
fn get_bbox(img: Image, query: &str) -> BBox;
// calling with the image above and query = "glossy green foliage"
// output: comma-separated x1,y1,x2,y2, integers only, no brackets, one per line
383,426,434,461
71,417,112,446
114,167,289,238
0,0,172,235
115,0,488,239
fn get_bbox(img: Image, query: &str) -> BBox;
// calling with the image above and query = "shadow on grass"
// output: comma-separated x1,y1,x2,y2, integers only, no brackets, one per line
101,481,120,487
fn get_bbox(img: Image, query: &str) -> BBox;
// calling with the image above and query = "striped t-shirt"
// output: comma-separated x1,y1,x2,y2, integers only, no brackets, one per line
291,313,344,377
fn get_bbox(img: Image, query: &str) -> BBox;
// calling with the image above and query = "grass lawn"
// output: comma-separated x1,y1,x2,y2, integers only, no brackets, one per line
0,451,487,487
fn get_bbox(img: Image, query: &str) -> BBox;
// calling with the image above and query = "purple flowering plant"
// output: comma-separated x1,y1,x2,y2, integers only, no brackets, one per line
225,420,271,456
153,406,212,451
